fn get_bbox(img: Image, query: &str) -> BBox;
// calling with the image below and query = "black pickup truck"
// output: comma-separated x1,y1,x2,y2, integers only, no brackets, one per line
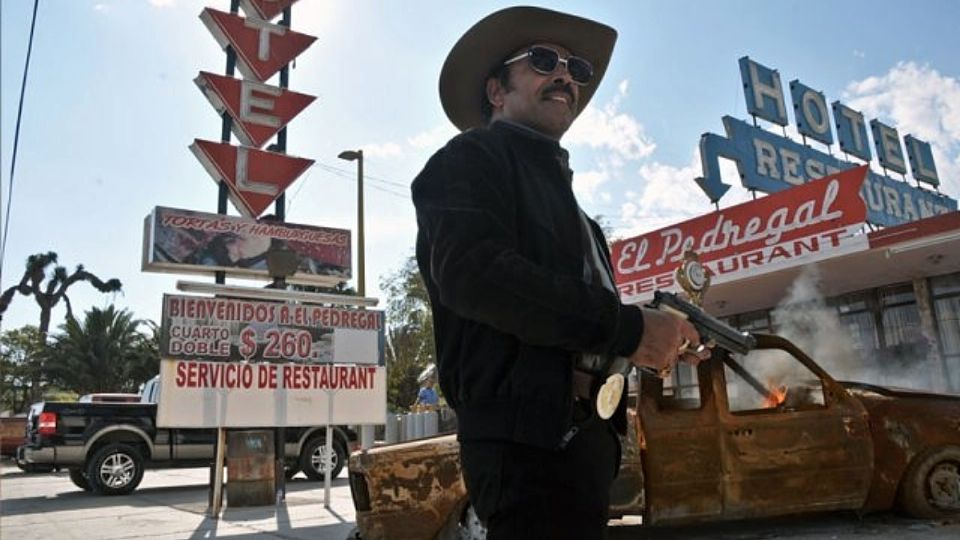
16,376,357,495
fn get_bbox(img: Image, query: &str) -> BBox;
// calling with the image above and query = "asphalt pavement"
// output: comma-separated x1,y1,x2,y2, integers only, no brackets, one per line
3,459,959,539
0,461,358,539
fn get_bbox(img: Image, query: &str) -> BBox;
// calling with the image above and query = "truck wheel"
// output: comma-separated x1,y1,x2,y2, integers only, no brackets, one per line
68,468,92,492
86,443,145,496
898,446,960,518
299,437,346,481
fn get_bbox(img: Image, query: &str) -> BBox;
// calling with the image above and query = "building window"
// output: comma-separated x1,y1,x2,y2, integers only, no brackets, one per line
729,309,772,333
834,291,879,354
931,272,960,392
659,362,701,410
879,284,923,348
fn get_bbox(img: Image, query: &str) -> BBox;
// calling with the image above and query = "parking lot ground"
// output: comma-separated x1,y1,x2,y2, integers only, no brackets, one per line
608,510,960,539
0,462,359,539
4,460,960,539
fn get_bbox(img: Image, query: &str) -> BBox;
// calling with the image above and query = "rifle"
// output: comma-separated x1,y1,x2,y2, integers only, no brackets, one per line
649,291,757,355
583,291,758,419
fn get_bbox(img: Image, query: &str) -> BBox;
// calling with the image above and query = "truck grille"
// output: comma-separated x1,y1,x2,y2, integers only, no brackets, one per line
349,471,371,512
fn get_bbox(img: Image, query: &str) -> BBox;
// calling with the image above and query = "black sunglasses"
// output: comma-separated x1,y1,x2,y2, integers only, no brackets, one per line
503,46,594,86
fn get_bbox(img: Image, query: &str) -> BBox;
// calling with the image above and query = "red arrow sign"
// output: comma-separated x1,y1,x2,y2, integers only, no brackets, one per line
190,139,314,218
240,0,299,21
195,71,316,149
200,8,316,82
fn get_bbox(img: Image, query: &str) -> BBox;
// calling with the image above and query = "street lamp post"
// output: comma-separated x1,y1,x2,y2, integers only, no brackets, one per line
338,149,374,451
338,149,364,296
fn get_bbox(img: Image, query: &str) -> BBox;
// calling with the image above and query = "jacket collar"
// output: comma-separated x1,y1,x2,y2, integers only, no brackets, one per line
491,120,570,160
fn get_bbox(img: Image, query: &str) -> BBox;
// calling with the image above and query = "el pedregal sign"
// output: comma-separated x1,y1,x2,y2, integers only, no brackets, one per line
613,166,870,303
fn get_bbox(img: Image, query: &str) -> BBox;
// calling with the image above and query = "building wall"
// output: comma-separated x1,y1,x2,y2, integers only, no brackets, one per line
722,270,960,394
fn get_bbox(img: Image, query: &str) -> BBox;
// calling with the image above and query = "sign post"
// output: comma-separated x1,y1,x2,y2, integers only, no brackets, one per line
324,391,334,508
142,0,385,517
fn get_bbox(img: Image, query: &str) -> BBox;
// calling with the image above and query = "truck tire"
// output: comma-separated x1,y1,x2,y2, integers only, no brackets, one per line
86,443,145,496
898,445,960,518
299,437,346,481
68,468,92,492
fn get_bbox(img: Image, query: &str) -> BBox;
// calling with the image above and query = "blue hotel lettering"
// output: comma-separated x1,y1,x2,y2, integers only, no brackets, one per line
697,57,955,227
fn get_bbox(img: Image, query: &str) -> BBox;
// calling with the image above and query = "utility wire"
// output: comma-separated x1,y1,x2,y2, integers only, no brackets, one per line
314,161,411,189
1,0,41,288
287,163,410,212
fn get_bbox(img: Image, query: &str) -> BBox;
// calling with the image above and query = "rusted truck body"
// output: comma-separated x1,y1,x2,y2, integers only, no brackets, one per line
348,334,960,539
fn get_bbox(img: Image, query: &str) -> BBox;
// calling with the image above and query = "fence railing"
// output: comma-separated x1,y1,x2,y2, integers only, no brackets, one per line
382,407,456,443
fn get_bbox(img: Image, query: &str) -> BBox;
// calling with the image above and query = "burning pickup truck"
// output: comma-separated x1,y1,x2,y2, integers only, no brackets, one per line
347,333,960,540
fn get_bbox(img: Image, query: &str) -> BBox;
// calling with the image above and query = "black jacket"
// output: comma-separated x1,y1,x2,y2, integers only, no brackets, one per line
412,121,644,449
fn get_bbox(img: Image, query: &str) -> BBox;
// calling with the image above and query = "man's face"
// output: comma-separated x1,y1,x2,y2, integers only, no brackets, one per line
487,42,581,139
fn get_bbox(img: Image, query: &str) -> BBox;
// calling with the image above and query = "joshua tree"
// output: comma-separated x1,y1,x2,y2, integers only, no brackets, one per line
0,252,122,400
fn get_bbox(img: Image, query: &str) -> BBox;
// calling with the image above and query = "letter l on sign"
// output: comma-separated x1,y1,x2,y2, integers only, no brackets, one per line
190,139,314,218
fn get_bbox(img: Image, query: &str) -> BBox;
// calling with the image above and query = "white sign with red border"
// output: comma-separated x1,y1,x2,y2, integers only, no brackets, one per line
157,360,386,428
613,166,870,303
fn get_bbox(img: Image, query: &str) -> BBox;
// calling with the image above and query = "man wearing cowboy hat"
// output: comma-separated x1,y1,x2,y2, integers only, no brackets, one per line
412,6,707,538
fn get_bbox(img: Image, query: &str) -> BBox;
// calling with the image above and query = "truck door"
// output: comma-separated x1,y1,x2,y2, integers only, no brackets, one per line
640,361,723,525
716,335,873,519
173,428,217,461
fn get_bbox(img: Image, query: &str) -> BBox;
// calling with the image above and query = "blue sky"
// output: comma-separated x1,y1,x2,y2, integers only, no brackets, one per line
1,0,958,333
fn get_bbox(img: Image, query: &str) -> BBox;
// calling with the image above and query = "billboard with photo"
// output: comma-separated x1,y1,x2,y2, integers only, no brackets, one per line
142,206,350,286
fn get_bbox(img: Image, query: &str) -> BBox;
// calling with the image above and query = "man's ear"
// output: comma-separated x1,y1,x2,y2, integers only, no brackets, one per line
486,77,505,110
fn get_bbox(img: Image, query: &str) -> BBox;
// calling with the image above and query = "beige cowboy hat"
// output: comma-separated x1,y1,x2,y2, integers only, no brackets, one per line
439,6,617,132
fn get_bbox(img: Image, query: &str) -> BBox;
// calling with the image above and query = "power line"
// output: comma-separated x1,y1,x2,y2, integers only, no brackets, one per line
311,163,410,200
314,160,411,189
313,161,411,198
1,0,41,290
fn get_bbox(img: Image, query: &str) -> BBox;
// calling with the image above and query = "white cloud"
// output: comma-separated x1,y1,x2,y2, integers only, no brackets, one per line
842,62,960,196
615,151,750,240
149,0,177,7
573,169,608,204
93,3,110,12
407,124,457,149
361,142,403,158
566,79,656,161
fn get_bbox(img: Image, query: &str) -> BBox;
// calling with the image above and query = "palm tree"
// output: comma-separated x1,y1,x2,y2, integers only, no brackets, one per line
0,252,122,400
47,306,158,395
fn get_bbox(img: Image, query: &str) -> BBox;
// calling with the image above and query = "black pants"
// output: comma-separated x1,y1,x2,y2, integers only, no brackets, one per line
459,404,620,540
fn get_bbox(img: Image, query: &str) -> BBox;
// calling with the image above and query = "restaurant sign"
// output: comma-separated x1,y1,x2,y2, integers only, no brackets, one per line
696,57,956,227
614,166,870,303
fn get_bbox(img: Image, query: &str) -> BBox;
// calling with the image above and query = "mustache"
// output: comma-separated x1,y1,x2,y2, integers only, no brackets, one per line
540,83,576,102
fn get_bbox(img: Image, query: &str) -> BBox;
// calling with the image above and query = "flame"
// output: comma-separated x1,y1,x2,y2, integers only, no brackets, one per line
762,380,787,408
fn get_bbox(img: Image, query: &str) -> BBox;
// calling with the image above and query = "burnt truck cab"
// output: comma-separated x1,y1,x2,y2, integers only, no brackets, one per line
348,334,960,540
